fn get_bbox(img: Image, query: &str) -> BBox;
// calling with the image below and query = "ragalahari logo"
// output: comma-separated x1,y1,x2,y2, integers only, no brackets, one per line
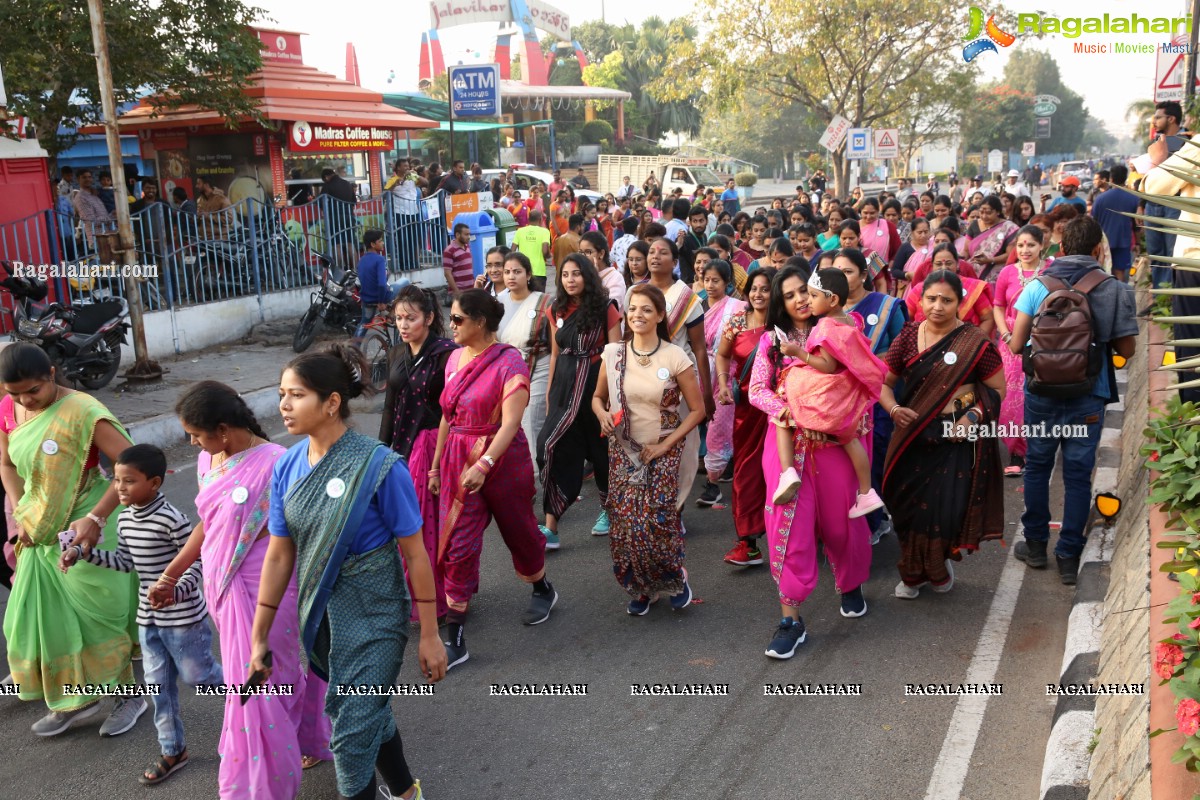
963,7,1016,62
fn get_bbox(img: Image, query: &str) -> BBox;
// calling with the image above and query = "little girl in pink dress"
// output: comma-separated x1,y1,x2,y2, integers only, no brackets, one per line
774,268,887,518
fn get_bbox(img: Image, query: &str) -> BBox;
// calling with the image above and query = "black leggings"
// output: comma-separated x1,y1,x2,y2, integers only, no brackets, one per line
339,731,415,800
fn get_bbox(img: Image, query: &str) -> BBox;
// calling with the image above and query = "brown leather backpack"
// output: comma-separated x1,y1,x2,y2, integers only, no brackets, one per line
1022,270,1110,398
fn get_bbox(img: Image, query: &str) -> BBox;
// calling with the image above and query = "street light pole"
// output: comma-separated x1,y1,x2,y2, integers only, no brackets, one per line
86,0,161,379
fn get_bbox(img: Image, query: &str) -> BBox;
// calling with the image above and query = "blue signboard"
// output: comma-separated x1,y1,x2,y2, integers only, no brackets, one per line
449,64,502,119
846,128,872,160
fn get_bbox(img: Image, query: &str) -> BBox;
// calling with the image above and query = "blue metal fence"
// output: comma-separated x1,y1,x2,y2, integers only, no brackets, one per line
0,191,451,324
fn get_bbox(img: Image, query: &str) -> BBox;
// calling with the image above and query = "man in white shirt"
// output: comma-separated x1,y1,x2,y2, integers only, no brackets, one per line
1003,169,1030,198
616,176,638,200
610,216,639,272
390,158,425,269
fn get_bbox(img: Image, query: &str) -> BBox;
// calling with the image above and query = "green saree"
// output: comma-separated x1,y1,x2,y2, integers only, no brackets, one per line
3,391,137,710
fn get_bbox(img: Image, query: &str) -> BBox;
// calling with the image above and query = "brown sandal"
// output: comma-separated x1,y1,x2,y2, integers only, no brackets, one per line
139,750,189,785
301,755,324,770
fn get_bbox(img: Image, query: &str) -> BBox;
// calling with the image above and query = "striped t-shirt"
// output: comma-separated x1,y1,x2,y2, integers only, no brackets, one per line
85,493,206,627
442,241,476,291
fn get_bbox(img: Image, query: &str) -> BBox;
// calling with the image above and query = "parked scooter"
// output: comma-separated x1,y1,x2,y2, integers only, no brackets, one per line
0,264,130,389
291,253,361,353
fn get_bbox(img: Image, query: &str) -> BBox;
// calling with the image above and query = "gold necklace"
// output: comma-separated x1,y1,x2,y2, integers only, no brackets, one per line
630,339,661,367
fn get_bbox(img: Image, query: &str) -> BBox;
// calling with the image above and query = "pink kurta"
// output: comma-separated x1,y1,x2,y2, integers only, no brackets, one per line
703,295,745,475
993,262,1045,458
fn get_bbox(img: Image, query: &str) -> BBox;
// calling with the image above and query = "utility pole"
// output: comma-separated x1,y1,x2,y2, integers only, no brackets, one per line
86,0,160,379
1187,0,1200,106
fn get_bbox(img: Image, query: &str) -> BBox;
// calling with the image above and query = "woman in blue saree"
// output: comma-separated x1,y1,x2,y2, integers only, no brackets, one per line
250,344,447,800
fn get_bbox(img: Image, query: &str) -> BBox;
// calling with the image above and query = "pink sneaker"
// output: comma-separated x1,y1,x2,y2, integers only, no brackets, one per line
772,467,801,505
849,488,884,519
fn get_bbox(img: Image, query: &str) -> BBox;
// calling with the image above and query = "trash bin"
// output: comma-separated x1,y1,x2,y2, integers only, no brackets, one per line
461,212,497,278
485,207,517,248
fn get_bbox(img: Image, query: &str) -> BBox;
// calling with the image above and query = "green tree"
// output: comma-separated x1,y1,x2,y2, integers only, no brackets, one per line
1001,48,1087,154
881,71,975,179
1,0,265,163
1125,99,1156,142
571,20,630,63
1078,116,1117,155
663,0,982,195
961,85,1035,152
700,92,824,176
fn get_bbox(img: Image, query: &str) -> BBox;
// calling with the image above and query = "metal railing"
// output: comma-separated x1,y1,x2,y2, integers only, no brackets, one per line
0,191,452,325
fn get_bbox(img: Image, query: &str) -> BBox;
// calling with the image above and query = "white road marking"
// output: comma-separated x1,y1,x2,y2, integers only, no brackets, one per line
923,527,1028,800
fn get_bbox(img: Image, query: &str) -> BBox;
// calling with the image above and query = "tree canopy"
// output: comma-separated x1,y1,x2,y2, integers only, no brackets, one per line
1,0,265,161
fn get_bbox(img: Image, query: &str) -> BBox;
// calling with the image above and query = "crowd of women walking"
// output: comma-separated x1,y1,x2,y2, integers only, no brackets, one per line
0,175,1133,799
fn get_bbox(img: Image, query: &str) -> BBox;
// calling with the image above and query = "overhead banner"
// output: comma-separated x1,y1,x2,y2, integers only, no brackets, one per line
287,122,397,153
429,0,570,38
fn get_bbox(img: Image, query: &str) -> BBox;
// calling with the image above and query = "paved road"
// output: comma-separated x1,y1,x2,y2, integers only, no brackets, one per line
0,407,1073,800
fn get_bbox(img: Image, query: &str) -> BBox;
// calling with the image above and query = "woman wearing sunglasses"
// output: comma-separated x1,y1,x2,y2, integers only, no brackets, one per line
429,289,558,671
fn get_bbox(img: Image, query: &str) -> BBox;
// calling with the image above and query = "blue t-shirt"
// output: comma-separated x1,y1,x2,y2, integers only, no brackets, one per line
1046,195,1087,213
721,188,740,214
269,440,422,554
1090,189,1140,252
357,251,391,304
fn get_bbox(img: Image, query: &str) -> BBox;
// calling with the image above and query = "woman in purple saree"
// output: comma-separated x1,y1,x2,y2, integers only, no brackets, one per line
155,382,332,798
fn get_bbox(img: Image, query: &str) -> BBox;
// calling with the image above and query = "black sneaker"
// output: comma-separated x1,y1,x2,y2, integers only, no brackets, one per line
839,586,867,618
719,462,735,483
696,482,723,507
1014,539,1048,569
523,583,558,625
765,617,806,659
444,630,469,671
1057,555,1080,586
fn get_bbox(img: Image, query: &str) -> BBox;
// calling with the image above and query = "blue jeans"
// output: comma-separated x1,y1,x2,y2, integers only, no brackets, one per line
1020,391,1105,560
354,280,410,339
139,620,223,757
1145,201,1181,288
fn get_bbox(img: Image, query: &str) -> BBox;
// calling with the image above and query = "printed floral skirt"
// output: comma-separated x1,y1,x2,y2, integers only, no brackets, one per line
606,439,685,598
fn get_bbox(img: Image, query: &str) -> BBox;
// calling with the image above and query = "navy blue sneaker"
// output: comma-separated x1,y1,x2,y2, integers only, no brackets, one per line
669,579,693,610
765,617,806,659
839,586,867,618
627,595,652,616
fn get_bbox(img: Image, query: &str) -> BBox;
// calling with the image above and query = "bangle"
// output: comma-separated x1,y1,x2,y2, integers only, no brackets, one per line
86,512,106,528
158,573,178,585
412,598,437,603
473,461,491,474
889,404,902,417
427,469,440,476
718,372,730,378
479,455,496,468
258,601,279,611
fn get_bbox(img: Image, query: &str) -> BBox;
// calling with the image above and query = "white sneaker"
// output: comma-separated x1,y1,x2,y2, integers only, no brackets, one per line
772,467,801,505
932,560,955,593
894,580,925,600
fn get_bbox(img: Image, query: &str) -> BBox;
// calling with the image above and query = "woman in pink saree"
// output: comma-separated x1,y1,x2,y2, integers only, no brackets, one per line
698,259,745,507
154,381,332,798
964,195,1019,284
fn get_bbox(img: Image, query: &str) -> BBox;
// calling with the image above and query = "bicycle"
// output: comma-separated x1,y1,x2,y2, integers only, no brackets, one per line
358,308,399,393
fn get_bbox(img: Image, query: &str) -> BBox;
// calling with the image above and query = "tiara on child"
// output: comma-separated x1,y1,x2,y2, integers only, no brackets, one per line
808,272,832,296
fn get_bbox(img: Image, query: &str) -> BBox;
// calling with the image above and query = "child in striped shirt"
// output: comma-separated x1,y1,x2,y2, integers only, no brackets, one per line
61,444,222,785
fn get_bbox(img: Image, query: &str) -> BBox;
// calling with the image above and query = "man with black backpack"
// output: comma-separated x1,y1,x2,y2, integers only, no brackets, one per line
1007,216,1137,585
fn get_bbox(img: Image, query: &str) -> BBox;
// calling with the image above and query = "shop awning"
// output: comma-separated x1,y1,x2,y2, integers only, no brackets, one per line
108,62,437,132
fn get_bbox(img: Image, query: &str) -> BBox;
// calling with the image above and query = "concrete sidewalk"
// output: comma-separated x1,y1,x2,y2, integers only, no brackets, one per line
98,319,359,450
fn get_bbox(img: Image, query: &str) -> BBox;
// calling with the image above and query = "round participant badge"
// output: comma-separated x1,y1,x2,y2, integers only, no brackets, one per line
867,314,879,326
231,486,249,505
42,439,58,455
657,367,670,381
556,317,563,328
665,301,674,313
944,352,958,365
528,310,537,319
876,228,883,237
326,478,347,499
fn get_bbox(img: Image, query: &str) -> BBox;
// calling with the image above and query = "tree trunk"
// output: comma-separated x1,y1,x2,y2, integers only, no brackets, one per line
786,151,795,181
832,150,849,198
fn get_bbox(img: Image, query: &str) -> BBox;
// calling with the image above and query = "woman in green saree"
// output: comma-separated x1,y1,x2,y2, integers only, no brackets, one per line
0,343,143,737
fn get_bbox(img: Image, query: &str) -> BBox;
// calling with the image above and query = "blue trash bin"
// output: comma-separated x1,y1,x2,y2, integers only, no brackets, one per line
461,211,497,278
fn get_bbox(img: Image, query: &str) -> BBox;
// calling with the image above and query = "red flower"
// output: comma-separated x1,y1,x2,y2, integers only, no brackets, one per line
1178,698,1200,738
1150,452,1161,462
1192,592,1200,605
1157,642,1186,680
1190,617,1200,630
1176,633,1189,641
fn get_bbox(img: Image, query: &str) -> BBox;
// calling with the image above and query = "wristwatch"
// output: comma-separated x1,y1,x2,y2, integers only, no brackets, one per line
480,455,496,469
86,512,107,528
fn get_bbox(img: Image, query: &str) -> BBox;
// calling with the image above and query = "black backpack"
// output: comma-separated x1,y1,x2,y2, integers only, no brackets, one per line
1022,270,1109,398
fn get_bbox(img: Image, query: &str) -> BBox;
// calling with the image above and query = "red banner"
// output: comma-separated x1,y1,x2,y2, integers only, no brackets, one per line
257,29,303,64
268,137,286,201
286,122,397,153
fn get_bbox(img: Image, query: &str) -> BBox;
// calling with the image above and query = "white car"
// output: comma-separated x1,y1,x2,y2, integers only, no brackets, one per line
481,168,604,206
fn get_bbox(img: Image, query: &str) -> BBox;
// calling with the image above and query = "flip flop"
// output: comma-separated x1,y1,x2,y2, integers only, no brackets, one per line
301,755,324,770
139,751,189,785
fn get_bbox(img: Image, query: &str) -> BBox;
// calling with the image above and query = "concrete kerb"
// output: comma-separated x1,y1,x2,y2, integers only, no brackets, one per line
1038,373,1126,800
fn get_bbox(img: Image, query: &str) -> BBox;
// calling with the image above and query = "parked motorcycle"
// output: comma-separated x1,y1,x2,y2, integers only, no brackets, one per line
292,254,361,353
0,265,130,389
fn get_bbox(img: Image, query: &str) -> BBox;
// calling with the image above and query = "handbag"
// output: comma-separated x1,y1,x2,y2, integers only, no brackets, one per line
729,343,757,405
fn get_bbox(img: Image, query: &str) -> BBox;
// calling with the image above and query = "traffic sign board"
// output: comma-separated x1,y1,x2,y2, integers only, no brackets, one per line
818,115,852,152
449,64,501,118
1156,36,1200,101
1022,141,1036,157
1035,117,1051,139
846,128,872,160
873,128,899,160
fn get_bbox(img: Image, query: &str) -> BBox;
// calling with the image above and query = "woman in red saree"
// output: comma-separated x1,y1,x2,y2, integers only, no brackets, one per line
880,270,1006,597
904,243,995,336
431,290,556,670
715,267,775,566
